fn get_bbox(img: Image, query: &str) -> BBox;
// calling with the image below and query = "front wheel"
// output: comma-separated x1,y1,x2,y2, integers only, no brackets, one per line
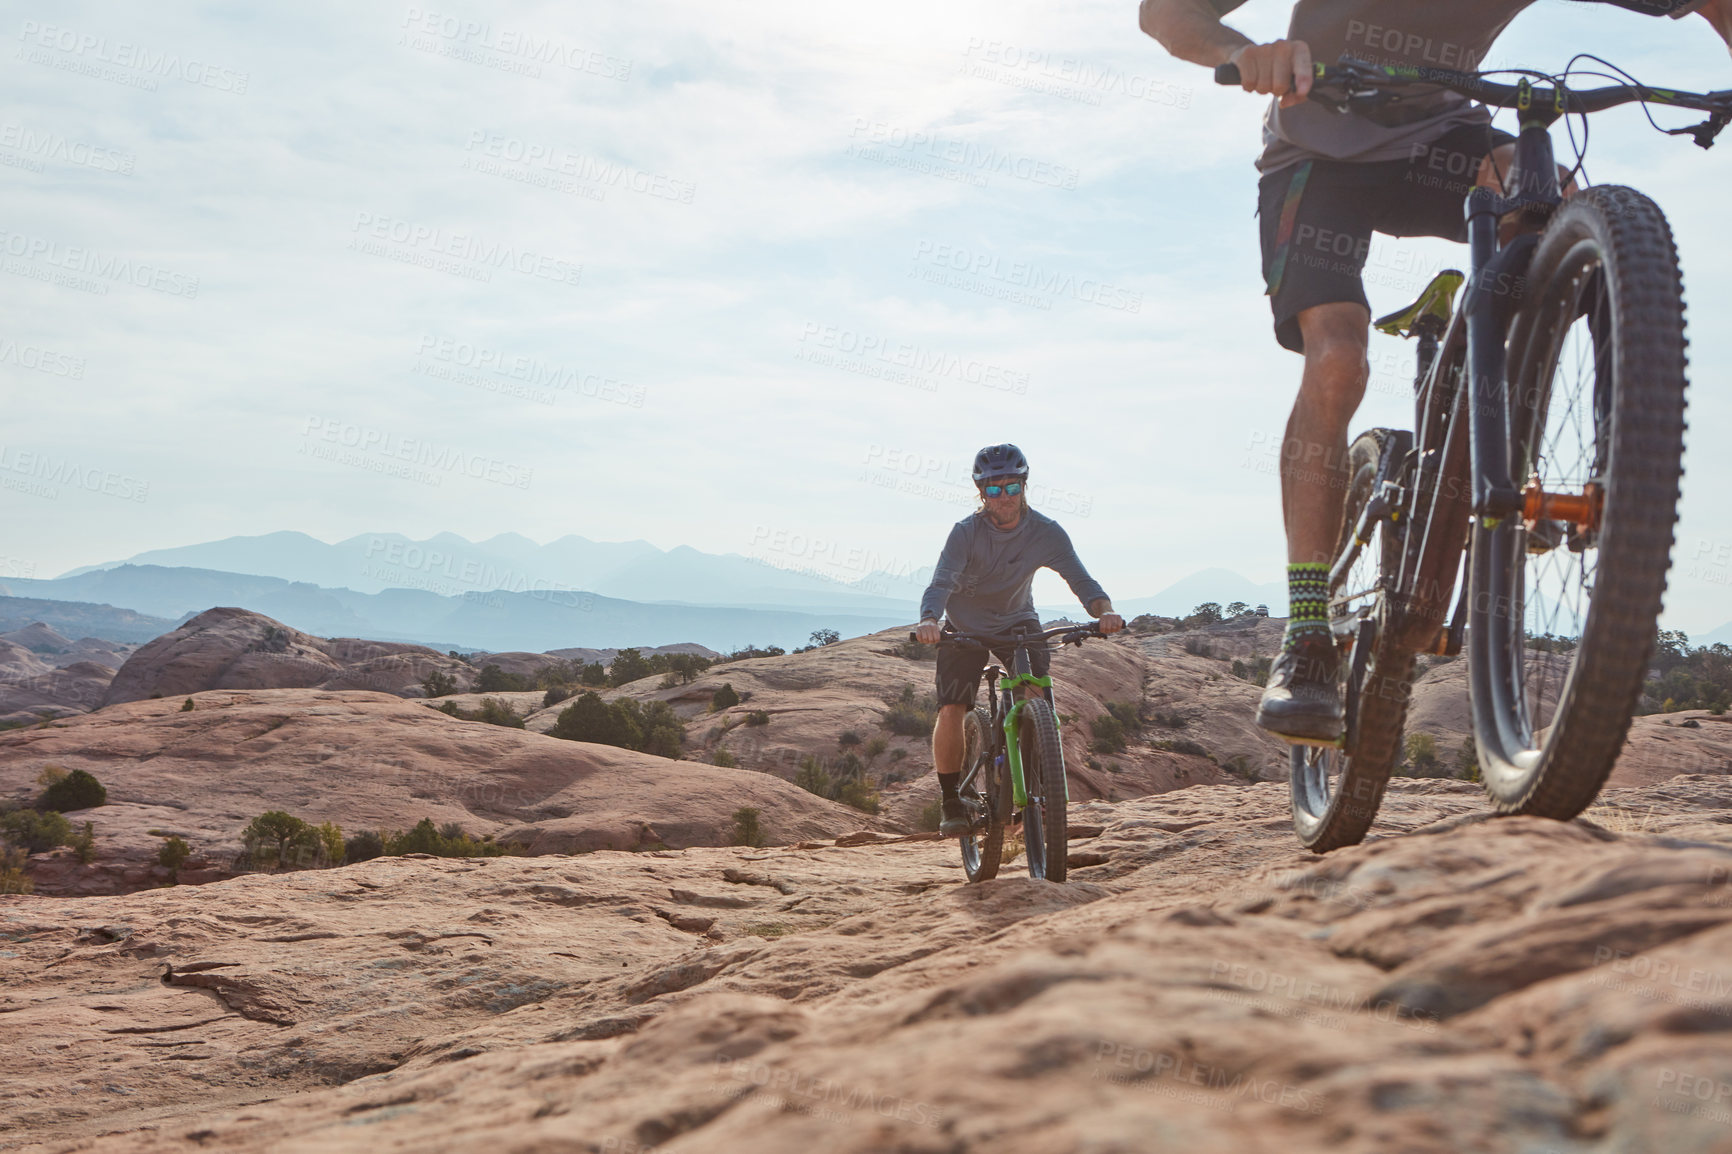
959,708,1004,883
1018,697,1067,882
1290,428,1417,852
1471,186,1687,819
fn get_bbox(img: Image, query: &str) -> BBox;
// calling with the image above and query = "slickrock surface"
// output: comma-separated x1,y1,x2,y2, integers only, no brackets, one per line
0,690,891,896
100,608,474,707
9,776,1732,1152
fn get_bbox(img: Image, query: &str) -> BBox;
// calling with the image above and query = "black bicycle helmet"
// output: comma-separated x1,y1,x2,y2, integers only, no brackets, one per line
972,443,1029,483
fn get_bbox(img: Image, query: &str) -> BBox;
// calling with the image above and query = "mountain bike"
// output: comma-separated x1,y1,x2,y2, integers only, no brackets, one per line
920,623,1103,882
1217,56,1732,850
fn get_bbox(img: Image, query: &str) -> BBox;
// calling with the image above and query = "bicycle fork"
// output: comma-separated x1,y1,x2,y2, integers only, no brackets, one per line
1001,698,1070,809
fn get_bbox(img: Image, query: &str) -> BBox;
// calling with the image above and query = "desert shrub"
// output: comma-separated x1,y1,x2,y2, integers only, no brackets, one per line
1402,732,1444,777
1151,709,1188,729
1,808,72,853
383,817,508,858
1225,601,1250,618
158,836,192,872
1105,701,1141,729
732,806,765,848
794,756,833,798
713,748,737,768
1153,737,1212,759
1231,657,1273,686
1455,738,1481,783
863,735,889,762
715,644,786,665
0,846,31,894
549,693,683,759
1089,715,1127,754
1640,632,1732,714
916,799,942,832
38,768,106,812
344,830,384,863
543,686,574,709
711,683,741,711
70,821,95,864
1182,637,1215,658
181,698,195,712
889,747,907,763
421,670,458,698
891,636,938,662
745,710,770,726
580,662,609,686
836,778,880,814
35,766,66,788
838,730,862,749
882,684,940,737
472,698,525,729
476,664,527,693
1129,614,1174,634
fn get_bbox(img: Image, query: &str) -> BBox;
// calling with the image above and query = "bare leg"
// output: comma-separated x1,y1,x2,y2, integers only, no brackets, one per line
1283,302,1371,565
933,703,967,776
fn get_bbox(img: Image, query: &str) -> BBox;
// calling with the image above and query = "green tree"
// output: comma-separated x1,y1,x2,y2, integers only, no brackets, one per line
1183,602,1224,628
1225,601,1250,618
241,810,312,871
732,806,765,848
476,664,526,692
810,629,840,647
473,697,526,728
711,683,741,711
181,697,195,712
580,661,609,686
38,768,106,812
344,830,384,863
1,809,72,854
609,648,653,686
70,821,95,864
421,670,458,698
551,692,642,748
158,836,192,877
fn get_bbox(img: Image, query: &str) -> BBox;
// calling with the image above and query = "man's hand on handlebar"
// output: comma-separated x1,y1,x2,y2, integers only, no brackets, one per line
1097,612,1125,636
1228,39,1312,107
916,618,943,645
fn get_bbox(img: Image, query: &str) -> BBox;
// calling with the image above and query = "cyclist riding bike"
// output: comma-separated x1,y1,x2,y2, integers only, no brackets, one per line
1139,0,1732,744
916,443,1125,836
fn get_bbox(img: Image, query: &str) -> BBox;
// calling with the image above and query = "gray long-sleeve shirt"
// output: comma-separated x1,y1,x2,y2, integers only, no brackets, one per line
918,509,1109,636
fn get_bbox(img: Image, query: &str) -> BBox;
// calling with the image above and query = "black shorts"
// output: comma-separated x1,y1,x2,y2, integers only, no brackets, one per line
1257,123,1515,353
934,622,1050,707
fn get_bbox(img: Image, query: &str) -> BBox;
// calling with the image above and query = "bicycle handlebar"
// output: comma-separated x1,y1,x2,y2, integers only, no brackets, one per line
1213,59,1732,140
908,623,1105,650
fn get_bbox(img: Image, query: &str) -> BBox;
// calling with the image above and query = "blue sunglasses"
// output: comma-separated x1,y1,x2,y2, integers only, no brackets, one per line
981,481,1023,498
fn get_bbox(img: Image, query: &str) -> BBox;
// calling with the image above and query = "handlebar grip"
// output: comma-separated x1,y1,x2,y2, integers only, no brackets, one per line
1214,62,1241,86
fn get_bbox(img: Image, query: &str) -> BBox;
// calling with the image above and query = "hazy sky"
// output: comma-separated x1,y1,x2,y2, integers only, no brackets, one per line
4,1,1730,629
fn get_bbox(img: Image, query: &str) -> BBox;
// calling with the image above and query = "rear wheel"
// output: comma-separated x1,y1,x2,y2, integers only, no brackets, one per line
1290,428,1417,852
1471,186,1687,818
1018,697,1067,882
959,708,1004,883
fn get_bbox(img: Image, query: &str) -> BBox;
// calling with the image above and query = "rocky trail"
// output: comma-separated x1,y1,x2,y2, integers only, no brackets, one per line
10,775,1732,1152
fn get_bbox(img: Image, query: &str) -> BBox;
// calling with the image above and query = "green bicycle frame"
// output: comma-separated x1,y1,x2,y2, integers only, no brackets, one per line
998,672,1068,808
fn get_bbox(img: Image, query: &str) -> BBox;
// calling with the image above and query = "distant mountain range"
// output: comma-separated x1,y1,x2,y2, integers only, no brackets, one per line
62,531,925,614
12,532,1301,652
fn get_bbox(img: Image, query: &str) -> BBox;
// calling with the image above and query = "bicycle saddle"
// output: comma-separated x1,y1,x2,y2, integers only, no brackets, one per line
1374,269,1465,338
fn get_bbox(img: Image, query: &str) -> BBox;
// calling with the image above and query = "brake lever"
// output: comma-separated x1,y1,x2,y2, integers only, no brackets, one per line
1666,107,1729,149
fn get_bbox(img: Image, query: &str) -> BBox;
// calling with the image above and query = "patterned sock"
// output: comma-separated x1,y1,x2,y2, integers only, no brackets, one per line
1283,562,1331,651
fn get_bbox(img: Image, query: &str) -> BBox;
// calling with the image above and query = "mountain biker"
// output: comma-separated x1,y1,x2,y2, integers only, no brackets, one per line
915,443,1124,836
1138,0,1732,744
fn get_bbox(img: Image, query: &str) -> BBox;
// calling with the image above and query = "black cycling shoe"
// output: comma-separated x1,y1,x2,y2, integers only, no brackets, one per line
1256,634,1344,745
938,796,971,838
